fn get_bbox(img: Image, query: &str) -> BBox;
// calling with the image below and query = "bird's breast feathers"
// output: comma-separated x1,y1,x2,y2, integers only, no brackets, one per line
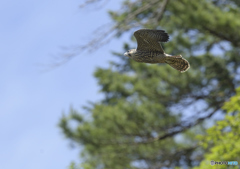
132,51,166,63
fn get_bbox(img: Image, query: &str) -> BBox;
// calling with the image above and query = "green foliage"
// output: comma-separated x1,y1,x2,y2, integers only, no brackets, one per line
59,0,240,168
194,87,240,169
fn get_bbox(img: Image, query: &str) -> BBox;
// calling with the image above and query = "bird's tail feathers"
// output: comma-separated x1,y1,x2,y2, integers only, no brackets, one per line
165,55,190,73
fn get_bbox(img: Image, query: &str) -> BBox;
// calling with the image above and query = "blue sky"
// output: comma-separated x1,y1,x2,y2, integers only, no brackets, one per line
0,0,127,168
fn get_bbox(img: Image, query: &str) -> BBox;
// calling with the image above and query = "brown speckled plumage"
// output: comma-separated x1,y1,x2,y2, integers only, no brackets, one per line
124,29,190,73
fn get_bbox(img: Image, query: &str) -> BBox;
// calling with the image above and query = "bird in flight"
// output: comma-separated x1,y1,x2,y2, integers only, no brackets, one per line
124,29,190,73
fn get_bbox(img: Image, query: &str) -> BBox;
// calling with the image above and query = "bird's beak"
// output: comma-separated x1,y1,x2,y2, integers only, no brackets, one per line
124,52,128,56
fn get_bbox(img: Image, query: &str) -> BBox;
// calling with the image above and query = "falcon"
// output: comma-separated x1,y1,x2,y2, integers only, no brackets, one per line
124,29,190,72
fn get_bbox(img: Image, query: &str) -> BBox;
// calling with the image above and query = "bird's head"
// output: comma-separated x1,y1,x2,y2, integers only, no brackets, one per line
124,49,136,58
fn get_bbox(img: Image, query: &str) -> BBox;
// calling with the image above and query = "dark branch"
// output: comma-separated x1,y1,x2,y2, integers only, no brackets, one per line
202,26,240,47
156,0,170,22
86,104,222,146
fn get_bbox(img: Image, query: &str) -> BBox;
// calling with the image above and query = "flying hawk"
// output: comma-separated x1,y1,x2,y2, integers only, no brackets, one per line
124,29,190,73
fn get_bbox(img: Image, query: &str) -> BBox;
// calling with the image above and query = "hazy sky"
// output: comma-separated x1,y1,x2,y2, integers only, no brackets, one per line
0,0,127,168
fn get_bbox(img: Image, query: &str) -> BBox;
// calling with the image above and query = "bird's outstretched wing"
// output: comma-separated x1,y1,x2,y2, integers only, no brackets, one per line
134,29,169,53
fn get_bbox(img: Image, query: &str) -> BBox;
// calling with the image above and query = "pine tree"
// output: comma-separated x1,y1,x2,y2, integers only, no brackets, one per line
194,87,240,169
59,0,240,168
